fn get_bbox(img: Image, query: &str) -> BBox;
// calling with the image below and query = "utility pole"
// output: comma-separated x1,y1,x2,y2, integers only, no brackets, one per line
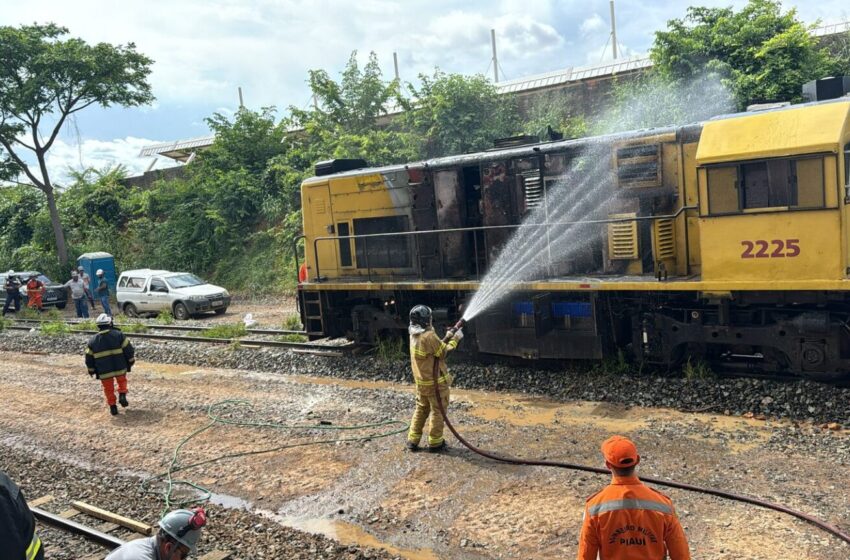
393,52,400,81
610,0,618,60
491,28,499,82
238,86,244,108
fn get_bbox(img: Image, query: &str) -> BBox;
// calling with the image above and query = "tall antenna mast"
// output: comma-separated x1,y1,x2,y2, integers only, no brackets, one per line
238,86,244,108
393,52,400,81
610,0,618,60
491,29,499,82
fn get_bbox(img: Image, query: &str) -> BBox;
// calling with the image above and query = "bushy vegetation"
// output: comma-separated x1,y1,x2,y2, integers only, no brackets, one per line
201,323,248,339
40,321,70,336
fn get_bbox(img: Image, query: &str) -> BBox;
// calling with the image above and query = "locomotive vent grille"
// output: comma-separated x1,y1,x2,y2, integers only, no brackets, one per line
615,143,662,188
653,218,675,260
521,171,544,210
608,213,639,260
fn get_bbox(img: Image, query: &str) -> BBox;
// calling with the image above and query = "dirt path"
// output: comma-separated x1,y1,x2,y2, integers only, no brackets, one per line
0,351,847,559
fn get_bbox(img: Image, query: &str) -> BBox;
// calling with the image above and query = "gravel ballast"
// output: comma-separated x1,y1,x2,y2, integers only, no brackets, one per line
2,330,848,426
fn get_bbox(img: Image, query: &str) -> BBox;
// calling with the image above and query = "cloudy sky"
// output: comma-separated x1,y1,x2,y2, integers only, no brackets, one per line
2,0,849,182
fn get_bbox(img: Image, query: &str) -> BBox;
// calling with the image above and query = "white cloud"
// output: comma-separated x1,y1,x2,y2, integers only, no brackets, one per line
580,14,606,35
44,137,180,186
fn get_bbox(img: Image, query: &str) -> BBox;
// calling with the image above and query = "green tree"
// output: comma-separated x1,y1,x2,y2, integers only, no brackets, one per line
400,71,520,158
0,23,153,266
521,91,588,140
651,0,840,109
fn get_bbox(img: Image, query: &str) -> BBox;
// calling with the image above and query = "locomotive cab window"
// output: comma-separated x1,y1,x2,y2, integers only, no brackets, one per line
706,155,827,215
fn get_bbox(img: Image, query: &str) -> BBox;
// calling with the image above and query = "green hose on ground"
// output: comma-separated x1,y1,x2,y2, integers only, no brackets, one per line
140,399,408,514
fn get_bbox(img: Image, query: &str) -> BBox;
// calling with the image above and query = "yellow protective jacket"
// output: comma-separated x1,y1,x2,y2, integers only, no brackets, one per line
409,325,457,396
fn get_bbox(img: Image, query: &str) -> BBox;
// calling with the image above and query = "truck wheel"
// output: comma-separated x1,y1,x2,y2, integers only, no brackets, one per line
123,303,139,318
173,302,190,321
56,303,67,310
214,307,227,315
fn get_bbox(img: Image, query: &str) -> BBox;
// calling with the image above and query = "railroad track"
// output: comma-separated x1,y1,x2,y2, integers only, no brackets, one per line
7,319,358,355
11,317,303,336
29,494,231,559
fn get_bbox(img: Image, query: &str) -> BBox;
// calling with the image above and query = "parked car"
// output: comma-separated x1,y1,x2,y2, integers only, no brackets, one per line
0,271,68,310
116,269,231,320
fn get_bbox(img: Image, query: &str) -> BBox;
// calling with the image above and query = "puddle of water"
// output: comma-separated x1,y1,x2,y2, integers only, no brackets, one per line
278,516,440,560
209,491,253,510
458,393,648,431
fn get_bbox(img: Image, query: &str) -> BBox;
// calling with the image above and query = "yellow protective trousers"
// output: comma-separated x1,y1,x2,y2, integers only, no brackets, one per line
407,386,450,447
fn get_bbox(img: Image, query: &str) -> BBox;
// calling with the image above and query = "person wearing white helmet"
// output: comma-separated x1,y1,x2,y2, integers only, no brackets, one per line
85,313,135,416
2,270,22,316
106,507,207,559
95,269,112,316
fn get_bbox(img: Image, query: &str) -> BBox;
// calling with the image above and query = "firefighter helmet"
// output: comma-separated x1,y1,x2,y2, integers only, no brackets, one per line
409,305,433,327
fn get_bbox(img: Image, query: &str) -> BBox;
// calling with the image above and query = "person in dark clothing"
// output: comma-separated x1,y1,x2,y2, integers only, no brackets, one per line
3,270,22,316
95,269,112,316
85,313,135,416
0,470,44,560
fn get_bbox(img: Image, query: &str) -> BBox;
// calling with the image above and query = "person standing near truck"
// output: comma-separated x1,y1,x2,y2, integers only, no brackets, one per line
95,269,112,316
64,271,89,318
78,265,96,310
25,274,46,312
2,271,21,316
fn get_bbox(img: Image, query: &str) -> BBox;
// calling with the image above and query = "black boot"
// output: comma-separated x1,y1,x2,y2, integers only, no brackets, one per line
118,393,128,408
427,441,447,453
109,404,118,416
406,441,420,452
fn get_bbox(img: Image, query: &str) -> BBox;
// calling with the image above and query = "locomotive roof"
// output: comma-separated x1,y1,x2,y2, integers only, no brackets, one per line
302,97,850,183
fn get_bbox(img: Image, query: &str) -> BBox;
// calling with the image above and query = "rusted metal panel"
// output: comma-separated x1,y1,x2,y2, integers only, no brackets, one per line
434,170,468,277
410,171,441,278
481,161,514,264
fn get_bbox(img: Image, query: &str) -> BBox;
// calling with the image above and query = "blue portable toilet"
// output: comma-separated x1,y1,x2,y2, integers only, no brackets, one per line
76,252,117,295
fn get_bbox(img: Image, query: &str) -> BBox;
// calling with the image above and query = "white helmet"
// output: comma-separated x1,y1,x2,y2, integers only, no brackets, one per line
159,508,206,552
6,270,12,275
95,313,112,327
96,269,104,276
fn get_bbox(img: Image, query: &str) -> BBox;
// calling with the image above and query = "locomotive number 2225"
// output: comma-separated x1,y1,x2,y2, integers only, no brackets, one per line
740,239,800,259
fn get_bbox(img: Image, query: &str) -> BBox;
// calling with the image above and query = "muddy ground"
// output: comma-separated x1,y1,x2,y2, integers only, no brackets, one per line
0,350,847,559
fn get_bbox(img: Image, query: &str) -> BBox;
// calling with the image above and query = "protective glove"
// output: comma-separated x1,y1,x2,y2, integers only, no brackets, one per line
452,328,464,341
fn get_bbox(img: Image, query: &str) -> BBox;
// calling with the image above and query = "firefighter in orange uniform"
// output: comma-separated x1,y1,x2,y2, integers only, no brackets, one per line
578,435,690,560
85,314,135,416
26,274,45,311
406,305,463,452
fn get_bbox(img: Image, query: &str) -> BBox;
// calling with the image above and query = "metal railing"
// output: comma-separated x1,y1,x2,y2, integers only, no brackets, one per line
310,205,698,282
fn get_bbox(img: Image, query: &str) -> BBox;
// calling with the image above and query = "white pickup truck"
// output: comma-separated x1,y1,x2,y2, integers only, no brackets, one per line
116,269,231,320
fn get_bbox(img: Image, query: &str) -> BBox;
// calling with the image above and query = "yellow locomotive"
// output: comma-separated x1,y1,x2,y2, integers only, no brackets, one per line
297,94,850,381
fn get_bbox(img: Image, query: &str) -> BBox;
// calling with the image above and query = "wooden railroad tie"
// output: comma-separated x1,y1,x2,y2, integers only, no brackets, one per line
71,500,153,535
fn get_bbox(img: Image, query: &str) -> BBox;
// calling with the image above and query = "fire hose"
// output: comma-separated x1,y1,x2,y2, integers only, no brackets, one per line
430,319,850,546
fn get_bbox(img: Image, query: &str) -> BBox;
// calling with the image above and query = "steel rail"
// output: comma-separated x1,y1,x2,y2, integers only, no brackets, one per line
31,507,126,548
4,325,355,352
10,318,305,336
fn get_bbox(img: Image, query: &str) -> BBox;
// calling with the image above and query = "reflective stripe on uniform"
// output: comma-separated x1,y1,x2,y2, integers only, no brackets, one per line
434,341,448,358
587,498,672,517
26,533,41,560
88,347,125,359
415,374,449,386
98,369,128,379
412,347,428,357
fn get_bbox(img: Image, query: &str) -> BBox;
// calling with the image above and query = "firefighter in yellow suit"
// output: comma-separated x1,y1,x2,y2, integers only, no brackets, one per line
406,305,463,452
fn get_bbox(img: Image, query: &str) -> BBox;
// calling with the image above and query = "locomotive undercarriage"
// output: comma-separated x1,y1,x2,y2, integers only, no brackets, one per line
301,288,850,382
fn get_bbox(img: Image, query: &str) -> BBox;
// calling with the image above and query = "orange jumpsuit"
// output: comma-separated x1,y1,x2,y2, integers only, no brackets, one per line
26,279,44,310
578,475,690,560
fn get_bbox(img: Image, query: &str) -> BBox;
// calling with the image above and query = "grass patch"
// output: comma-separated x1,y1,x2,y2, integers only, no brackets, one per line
40,321,71,336
120,321,149,333
278,333,308,343
155,310,174,325
42,308,62,320
71,319,98,331
201,323,247,339
283,314,303,331
0,317,12,331
591,349,634,376
16,307,41,320
683,357,714,380
376,337,406,362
